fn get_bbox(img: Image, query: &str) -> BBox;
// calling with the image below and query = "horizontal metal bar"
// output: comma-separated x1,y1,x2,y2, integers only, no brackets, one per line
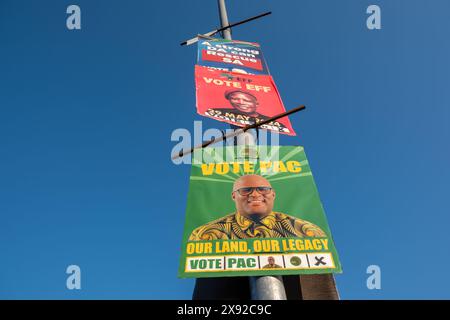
180,11,272,46
216,11,271,35
171,105,305,160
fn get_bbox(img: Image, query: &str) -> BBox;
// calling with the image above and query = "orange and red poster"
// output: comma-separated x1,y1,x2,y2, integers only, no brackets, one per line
195,65,296,136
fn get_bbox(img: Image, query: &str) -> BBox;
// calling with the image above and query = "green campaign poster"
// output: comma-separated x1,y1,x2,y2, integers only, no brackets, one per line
178,145,342,278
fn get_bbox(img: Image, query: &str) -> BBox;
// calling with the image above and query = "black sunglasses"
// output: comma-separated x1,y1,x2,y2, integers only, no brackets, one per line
233,186,273,196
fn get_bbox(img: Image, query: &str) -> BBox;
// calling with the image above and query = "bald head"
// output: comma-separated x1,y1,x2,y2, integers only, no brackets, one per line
232,174,276,218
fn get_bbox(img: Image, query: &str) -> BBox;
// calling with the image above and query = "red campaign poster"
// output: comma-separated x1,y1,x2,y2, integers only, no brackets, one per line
195,65,296,136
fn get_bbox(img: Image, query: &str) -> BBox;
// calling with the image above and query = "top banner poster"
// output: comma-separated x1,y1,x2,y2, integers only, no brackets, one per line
197,38,269,75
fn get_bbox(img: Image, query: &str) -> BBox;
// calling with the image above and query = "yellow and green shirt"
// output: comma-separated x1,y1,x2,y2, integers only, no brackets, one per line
189,211,326,241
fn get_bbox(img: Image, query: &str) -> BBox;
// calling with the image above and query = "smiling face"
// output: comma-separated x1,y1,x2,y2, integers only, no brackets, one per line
232,175,275,219
227,92,259,114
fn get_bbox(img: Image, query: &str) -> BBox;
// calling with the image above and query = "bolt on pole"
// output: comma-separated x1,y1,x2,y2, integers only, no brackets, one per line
216,0,287,300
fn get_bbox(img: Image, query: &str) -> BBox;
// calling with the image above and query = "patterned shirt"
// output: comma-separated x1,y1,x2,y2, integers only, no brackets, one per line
188,211,326,241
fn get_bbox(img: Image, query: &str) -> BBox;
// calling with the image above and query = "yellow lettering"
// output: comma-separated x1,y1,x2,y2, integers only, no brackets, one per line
243,161,254,173
295,239,305,251
216,241,248,253
287,161,302,173
304,240,313,250
187,242,213,254
253,239,280,252
254,240,262,252
186,243,194,254
312,239,322,250
215,163,229,175
273,161,287,173
260,161,272,173
201,163,215,176
320,239,329,250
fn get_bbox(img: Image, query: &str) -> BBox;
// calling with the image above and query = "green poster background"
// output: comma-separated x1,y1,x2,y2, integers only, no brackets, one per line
178,146,342,278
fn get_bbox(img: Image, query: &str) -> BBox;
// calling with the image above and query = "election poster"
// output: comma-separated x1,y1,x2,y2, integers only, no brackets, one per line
178,145,342,278
197,37,269,75
195,65,296,136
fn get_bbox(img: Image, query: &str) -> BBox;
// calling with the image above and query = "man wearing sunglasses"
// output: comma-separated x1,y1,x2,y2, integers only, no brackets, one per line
189,174,325,241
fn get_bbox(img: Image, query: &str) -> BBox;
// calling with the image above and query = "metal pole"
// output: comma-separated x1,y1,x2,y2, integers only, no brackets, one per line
217,0,257,147
217,0,232,40
216,0,287,300
250,276,287,300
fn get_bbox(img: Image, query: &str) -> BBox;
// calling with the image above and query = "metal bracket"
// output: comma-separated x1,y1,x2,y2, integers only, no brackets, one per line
180,11,272,46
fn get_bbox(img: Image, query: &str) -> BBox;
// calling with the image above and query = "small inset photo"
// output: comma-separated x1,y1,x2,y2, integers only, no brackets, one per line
261,255,284,269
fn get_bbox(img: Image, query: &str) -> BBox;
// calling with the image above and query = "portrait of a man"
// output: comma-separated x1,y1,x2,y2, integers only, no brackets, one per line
188,174,326,241
221,90,264,118
262,256,283,269
205,89,289,131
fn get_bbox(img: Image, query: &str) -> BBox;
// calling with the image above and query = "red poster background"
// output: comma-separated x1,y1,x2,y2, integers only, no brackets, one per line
201,49,263,71
195,65,296,136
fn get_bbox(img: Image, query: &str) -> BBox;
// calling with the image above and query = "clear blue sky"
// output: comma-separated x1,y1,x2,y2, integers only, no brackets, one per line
1,0,449,299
